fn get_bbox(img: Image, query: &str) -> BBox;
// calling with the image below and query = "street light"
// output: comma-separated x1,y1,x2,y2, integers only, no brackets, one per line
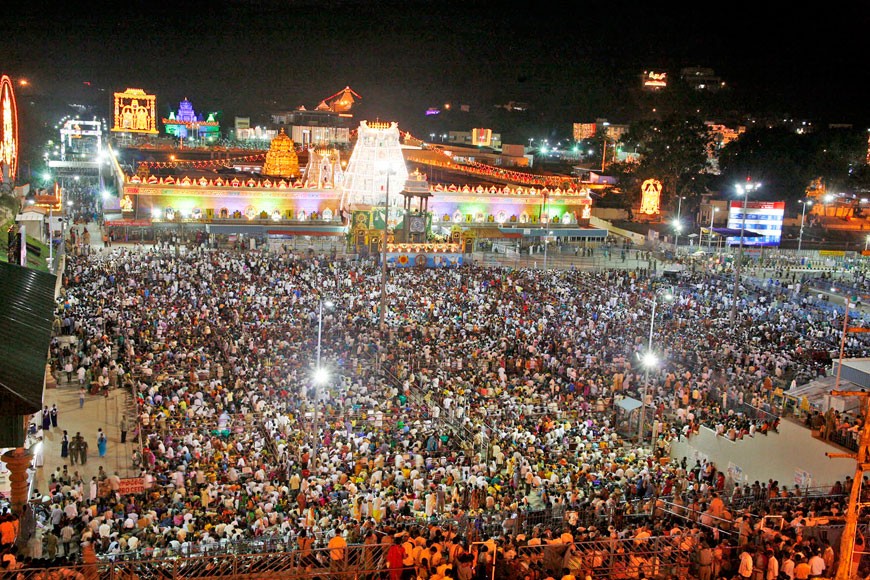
312,297,334,450
798,200,813,252
637,292,674,444
378,162,397,328
673,196,685,255
544,230,553,270
729,180,761,325
316,298,334,370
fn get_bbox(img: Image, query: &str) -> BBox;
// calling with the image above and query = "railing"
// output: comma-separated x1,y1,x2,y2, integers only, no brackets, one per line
515,535,693,580
11,548,413,580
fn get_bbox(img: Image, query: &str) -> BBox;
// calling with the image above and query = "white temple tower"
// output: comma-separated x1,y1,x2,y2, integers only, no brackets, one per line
340,121,408,210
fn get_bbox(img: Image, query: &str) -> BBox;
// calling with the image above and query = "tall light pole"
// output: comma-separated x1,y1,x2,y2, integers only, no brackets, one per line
316,298,334,370
729,181,761,325
673,196,684,255
544,231,552,270
798,199,812,252
707,207,719,251
637,292,674,444
312,298,333,450
379,164,396,329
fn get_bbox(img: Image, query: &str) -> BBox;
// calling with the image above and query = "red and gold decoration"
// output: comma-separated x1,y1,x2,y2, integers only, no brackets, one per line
112,88,158,133
639,178,662,215
137,153,265,171
0,75,18,183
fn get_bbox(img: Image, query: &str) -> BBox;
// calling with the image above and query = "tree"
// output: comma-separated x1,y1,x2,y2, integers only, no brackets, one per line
621,115,713,210
716,127,868,206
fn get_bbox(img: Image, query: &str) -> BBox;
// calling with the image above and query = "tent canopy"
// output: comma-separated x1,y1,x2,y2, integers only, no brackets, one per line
616,397,643,412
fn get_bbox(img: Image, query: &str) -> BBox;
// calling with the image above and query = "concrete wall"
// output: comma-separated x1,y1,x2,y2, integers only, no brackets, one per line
589,216,646,245
591,207,630,221
669,420,853,489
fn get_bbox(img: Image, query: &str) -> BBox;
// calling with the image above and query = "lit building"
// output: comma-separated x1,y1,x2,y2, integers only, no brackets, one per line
680,66,725,91
272,108,352,147
573,123,596,141
447,129,502,148
271,87,359,147
234,117,277,142
162,98,220,143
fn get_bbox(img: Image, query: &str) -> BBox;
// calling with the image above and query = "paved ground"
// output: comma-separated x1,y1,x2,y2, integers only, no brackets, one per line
31,220,141,498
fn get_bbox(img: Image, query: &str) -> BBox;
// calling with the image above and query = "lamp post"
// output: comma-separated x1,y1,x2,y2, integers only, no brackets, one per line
312,298,333,451
544,231,552,270
673,196,684,255
729,181,761,325
379,164,396,329
637,292,674,444
798,200,813,252
707,207,719,251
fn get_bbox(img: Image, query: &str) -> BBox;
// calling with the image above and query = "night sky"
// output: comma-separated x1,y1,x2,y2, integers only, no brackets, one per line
2,1,869,136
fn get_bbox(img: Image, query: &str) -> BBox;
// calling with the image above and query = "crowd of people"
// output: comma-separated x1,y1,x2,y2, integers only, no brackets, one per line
4,242,870,580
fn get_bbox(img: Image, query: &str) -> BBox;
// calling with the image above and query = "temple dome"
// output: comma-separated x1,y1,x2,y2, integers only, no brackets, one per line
263,128,299,178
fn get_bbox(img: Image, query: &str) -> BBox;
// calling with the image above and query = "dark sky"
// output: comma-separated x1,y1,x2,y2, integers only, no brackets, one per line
2,1,869,133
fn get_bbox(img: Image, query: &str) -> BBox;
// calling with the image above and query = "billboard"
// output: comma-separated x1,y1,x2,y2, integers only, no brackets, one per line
727,201,785,246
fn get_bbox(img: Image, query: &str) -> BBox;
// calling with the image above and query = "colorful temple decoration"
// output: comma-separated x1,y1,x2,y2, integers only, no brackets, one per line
162,98,220,142
112,88,158,134
324,86,361,112
340,121,409,210
115,119,598,239
262,129,300,178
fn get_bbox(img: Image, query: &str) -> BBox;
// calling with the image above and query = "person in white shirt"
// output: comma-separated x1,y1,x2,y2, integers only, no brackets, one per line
808,551,826,577
766,549,779,580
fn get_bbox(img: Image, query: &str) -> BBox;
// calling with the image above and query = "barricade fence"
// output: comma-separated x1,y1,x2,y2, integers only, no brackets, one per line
11,550,413,580
515,535,693,580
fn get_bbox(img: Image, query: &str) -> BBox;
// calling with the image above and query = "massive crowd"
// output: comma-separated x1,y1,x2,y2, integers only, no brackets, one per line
4,240,870,580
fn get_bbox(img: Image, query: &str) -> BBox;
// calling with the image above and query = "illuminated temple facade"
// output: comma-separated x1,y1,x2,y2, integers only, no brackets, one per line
112,120,603,241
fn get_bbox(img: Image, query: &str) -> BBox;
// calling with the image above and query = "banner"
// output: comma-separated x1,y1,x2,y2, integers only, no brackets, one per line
118,478,144,495
105,220,152,227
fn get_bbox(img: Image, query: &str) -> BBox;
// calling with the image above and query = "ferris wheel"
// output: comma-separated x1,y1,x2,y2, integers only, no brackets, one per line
0,75,19,184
